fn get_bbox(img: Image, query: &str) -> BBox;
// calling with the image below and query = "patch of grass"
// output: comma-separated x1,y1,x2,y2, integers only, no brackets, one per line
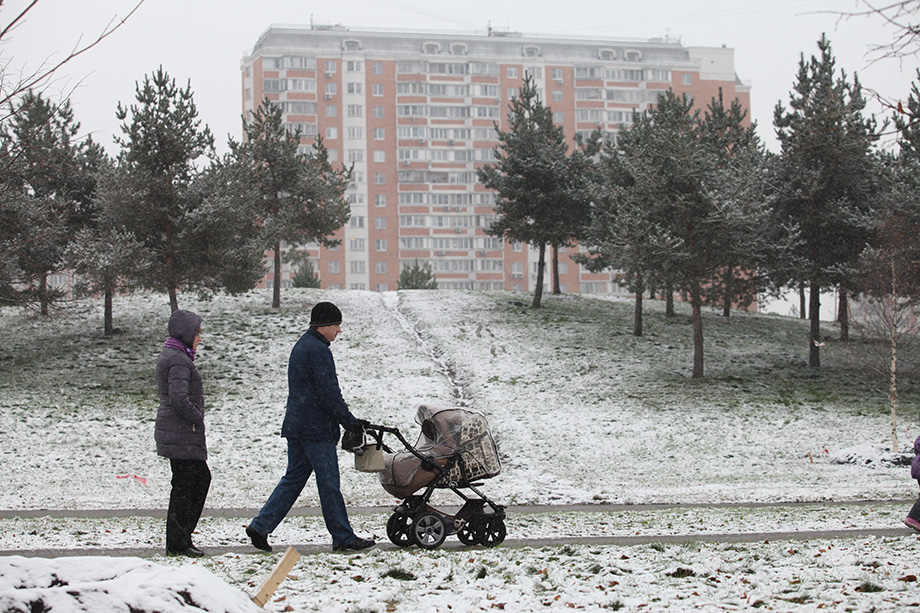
380,568,416,581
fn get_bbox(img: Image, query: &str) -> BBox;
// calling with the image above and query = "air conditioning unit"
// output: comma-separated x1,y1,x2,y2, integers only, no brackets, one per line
511,273,523,279
454,228,463,234
478,250,487,256
325,94,333,100
417,139,425,144
435,251,446,256
325,72,334,78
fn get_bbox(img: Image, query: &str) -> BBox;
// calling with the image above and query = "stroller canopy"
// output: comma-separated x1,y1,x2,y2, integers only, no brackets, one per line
414,404,500,475
378,404,501,498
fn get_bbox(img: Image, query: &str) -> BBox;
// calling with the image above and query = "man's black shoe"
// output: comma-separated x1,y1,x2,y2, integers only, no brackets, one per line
166,545,205,558
246,525,272,552
333,536,375,552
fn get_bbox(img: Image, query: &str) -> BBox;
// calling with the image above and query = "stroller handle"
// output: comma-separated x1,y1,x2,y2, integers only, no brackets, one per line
363,423,439,471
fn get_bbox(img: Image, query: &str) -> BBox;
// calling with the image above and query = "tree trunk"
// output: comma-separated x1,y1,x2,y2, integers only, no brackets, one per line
272,242,282,309
39,272,49,317
551,245,561,295
532,243,546,308
665,281,674,317
104,287,114,336
809,280,821,367
889,258,900,453
633,290,643,337
691,282,704,378
168,284,179,313
838,286,849,342
799,281,807,319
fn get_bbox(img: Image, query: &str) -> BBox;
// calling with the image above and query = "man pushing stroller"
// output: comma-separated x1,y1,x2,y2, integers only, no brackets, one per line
245,301,375,553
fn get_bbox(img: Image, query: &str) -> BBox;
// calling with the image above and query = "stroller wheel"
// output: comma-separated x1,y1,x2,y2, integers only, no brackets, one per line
386,512,413,547
412,512,447,549
476,516,506,547
457,521,478,545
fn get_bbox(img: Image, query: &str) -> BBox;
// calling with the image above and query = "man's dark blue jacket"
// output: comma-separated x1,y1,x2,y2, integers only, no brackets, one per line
281,327,360,442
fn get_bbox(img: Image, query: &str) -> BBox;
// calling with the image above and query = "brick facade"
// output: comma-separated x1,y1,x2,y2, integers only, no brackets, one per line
241,27,751,293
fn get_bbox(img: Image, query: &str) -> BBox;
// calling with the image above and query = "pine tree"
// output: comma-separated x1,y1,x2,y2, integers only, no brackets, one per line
580,90,770,378
478,75,595,308
773,36,879,366
111,67,216,313
229,98,350,308
398,260,438,290
0,92,100,315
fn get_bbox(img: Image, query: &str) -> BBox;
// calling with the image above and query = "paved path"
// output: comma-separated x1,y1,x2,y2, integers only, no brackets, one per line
1,500,915,558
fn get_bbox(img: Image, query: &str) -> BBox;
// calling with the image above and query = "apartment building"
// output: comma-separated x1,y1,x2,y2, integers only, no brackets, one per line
241,26,751,293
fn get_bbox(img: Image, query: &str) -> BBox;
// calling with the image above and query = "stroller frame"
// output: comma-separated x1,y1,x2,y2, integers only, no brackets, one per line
365,423,506,549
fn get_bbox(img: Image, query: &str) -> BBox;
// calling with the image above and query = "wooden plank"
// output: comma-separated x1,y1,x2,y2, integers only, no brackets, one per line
251,546,301,608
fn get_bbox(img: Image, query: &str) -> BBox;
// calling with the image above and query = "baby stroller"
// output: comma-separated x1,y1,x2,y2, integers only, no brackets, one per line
354,404,506,550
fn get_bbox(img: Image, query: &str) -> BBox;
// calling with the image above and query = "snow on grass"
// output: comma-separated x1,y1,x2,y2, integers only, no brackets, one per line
1,288,919,612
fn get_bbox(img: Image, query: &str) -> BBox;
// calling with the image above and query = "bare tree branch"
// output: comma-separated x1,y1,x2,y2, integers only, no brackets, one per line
0,0,145,108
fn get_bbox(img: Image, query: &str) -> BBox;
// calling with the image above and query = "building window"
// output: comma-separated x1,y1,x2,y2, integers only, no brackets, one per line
347,104,363,117
328,261,340,274
350,238,366,251
325,83,337,96
350,261,366,274
508,88,519,99
552,111,564,123
374,172,386,185
598,49,616,61
373,128,385,140
347,149,364,162
325,60,336,74
326,127,338,139
551,68,563,82
374,150,385,163
344,40,362,53
552,90,563,102
507,67,518,79
350,216,365,228
423,42,440,54
375,239,387,251
347,82,362,94
372,62,384,74
347,127,364,139
326,105,338,117
375,261,388,274
375,216,387,229
373,106,385,118
375,194,387,207
346,60,362,71
523,46,541,58
372,84,384,96
682,73,693,85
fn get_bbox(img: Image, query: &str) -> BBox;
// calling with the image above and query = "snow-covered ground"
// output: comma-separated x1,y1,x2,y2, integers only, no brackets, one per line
1,289,918,612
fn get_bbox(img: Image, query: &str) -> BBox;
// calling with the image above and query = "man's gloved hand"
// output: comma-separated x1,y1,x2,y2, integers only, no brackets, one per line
341,428,365,453
356,419,370,431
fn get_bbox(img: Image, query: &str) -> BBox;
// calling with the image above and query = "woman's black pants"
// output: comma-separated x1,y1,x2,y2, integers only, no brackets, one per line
166,459,211,552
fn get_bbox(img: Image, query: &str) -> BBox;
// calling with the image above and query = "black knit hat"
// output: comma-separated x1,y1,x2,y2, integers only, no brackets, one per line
310,301,342,327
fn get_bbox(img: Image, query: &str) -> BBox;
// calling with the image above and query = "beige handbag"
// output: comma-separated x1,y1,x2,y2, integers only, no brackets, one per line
354,444,385,472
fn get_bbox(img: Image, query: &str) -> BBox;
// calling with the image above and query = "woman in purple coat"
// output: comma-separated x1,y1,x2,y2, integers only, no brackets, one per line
906,433,920,531
155,309,210,557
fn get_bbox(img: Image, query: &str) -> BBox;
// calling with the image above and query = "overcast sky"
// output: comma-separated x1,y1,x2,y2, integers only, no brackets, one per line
2,0,918,156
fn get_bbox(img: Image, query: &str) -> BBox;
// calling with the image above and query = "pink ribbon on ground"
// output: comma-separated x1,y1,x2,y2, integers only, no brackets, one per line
116,474,148,486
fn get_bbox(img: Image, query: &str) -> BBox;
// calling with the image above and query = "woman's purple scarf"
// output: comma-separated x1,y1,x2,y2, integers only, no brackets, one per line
164,336,197,361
